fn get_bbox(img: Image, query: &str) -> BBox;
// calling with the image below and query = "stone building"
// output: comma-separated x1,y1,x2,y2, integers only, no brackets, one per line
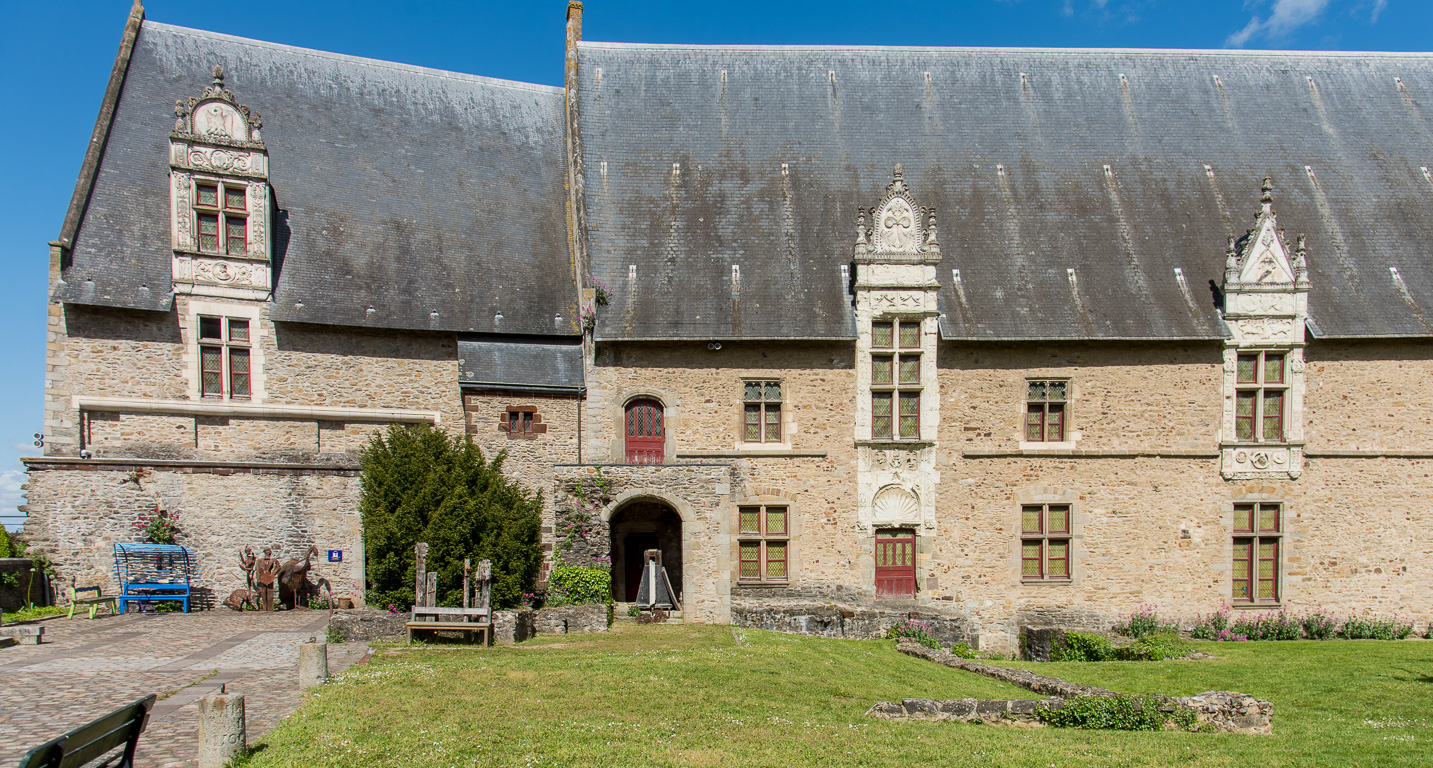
22,1,1433,649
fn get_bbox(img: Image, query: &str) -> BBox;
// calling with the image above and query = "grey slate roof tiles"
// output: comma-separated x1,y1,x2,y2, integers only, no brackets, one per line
458,339,585,391
60,22,578,337
577,43,1433,340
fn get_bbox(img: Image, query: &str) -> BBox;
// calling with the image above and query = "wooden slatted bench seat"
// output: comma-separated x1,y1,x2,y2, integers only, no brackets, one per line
406,619,489,644
68,578,118,620
16,694,155,768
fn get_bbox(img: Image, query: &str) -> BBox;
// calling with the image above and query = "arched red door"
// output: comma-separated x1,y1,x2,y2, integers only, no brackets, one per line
625,399,665,464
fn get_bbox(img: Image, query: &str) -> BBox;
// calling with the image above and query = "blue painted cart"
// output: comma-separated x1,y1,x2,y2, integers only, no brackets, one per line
113,543,195,613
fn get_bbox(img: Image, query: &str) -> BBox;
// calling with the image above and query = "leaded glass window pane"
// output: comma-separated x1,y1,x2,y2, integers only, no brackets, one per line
872,322,893,348
229,349,250,397
1237,355,1257,383
766,543,787,579
764,382,781,401
1022,543,1042,576
1264,354,1285,384
1026,407,1044,442
196,184,218,208
764,405,780,441
898,356,920,384
1047,506,1069,533
1262,391,1283,440
1235,393,1255,440
226,218,247,255
740,507,760,535
899,322,920,348
1047,541,1069,577
1234,504,1255,533
744,404,760,441
872,357,893,385
1046,404,1065,442
1048,381,1067,401
740,543,760,579
1258,504,1279,532
201,347,223,396
766,507,786,535
744,381,762,401
1028,381,1047,401
1022,506,1041,534
872,393,892,439
898,393,919,438
228,319,249,343
198,214,219,252
224,185,246,211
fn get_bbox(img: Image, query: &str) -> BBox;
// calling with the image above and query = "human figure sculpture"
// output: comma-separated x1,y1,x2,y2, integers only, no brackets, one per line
239,546,257,592
278,545,320,609
254,547,281,612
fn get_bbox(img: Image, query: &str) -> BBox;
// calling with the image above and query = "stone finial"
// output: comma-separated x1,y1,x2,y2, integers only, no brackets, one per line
893,163,904,180
1260,177,1274,213
1293,234,1309,284
1224,235,1239,281
856,207,869,244
211,65,225,87
925,208,939,246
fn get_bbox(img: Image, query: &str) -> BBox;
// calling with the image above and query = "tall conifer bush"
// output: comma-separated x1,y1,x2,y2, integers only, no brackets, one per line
360,424,542,610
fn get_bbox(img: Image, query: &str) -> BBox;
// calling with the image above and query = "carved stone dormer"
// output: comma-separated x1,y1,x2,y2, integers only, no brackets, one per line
853,165,942,538
168,65,271,300
1219,178,1309,480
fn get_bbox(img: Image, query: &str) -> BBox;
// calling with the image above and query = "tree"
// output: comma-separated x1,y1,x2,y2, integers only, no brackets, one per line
360,424,542,610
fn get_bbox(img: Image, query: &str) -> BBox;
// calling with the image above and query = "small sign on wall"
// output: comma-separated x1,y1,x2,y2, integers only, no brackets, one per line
328,550,343,563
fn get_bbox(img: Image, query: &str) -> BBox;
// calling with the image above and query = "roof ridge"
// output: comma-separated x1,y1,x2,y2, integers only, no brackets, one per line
577,40,1433,59
145,20,563,94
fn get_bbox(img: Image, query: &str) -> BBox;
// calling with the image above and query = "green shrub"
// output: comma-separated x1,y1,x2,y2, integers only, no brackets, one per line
1113,604,1168,638
548,566,612,606
1340,614,1414,640
360,424,543,610
1116,630,1192,661
1038,695,1202,731
949,642,976,659
0,527,14,558
1301,610,1339,640
1190,604,1232,640
884,619,941,650
1052,631,1116,662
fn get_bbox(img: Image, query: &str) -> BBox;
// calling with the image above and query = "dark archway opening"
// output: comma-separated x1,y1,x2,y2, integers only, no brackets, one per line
609,501,682,603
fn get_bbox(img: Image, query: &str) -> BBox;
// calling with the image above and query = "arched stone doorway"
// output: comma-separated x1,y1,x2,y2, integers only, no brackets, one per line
609,500,682,603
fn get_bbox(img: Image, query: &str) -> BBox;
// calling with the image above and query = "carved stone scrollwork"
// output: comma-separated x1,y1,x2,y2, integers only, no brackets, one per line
248,183,268,259
173,173,192,250
172,65,264,146
192,259,264,287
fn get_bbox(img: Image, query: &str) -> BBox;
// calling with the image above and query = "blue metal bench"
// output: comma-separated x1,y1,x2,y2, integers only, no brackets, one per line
113,544,195,613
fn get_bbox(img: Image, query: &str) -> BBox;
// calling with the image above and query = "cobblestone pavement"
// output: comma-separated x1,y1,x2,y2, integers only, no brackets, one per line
0,610,371,767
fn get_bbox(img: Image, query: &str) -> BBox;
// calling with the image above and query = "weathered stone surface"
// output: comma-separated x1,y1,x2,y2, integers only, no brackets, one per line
328,609,406,643
534,604,608,635
1021,627,1067,662
732,600,970,643
869,697,1047,725
0,625,45,645
1177,691,1275,735
897,639,1117,698
492,609,536,644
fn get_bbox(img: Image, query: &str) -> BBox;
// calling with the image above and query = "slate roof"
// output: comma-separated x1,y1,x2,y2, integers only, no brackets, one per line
59,21,579,336
458,339,585,391
577,43,1433,340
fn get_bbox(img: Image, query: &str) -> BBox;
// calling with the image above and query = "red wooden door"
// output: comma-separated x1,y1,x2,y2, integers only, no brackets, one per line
874,529,916,598
625,399,665,464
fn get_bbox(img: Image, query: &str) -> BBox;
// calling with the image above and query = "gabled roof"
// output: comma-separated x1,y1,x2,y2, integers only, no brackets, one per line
58,21,579,336
577,43,1433,340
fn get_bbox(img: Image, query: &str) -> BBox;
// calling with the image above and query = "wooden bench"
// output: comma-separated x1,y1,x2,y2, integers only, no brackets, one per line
406,619,489,644
16,694,155,768
406,552,492,645
68,578,118,620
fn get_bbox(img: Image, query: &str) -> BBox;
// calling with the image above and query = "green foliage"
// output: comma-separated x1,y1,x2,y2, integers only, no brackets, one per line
884,618,941,649
548,566,612,606
627,603,641,618
1301,610,1339,640
360,424,543,611
1038,695,1203,732
1052,631,1116,662
0,526,15,558
948,642,976,659
1339,613,1414,640
1230,610,1302,641
326,624,347,644
132,509,180,544
1115,630,1192,661
1112,604,1169,638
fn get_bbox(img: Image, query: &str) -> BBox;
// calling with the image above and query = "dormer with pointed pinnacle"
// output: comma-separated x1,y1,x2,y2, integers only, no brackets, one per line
852,165,942,542
168,64,272,301
1219,178,1309,481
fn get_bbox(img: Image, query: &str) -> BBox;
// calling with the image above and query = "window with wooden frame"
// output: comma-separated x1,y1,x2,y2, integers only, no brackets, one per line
871,319,921,440
499,407,547,439
1020,504,1071,580
737,505,788,583
1025,380,1068,442
1233,502,1281,603
194,180,248,256
743,380,782,443
1235,352,1286,442
198,316,251,400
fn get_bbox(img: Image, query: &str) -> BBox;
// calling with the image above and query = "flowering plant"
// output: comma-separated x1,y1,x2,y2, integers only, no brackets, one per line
132,509,180,545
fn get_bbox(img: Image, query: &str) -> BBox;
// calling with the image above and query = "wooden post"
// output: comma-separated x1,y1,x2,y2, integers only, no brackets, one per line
425,572,437,609
463,559,471,610
414,543,429,608
477,559,493,612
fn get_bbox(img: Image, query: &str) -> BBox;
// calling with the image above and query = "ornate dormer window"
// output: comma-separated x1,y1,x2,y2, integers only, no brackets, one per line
854,165,942,544
169,65,270,301
1220,179,1309,480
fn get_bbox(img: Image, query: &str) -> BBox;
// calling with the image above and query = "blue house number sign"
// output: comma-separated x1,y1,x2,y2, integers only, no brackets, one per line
328,550,343,563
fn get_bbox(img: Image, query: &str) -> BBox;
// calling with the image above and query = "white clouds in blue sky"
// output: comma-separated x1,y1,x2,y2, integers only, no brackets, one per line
1226,0,1387,47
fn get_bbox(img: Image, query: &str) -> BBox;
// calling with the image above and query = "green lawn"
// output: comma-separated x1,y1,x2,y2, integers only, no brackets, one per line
238,624,1433,768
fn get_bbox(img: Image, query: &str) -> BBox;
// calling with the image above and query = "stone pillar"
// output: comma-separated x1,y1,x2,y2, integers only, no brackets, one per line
298,642,328,689
197,689,245,768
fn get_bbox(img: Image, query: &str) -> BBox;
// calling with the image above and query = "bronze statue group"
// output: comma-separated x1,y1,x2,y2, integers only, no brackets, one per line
222,545,324,611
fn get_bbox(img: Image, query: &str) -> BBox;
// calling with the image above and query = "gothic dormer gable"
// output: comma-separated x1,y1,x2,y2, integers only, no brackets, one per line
1226,179,1306,291
856,165,940,263
173,66,264,147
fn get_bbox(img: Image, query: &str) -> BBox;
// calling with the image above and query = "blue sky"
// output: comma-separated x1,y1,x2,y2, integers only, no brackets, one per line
0,0,1427,527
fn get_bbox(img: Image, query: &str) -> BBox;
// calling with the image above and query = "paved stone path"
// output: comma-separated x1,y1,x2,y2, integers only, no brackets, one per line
0,610,370,767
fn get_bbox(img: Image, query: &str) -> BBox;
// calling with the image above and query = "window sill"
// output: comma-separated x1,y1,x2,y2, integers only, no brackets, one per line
677,448,827,458
1231,601,1282,609
1019,579,1073,586
734,582,790,589
855,440,934,449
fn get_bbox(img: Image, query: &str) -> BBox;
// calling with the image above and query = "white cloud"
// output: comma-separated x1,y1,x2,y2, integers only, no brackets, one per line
1225,0,1332,47
0,470,25,519
1371,0,1387,23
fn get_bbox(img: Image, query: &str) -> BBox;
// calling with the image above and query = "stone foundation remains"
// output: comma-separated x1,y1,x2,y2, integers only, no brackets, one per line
732,599,971,644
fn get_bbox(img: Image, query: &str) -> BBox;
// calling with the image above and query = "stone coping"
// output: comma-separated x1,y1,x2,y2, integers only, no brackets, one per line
675,449,829,458
22,457,361,474
962,448,1220,458
72,396,441,424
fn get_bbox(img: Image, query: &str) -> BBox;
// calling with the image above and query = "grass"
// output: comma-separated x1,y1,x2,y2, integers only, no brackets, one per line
237,624,1433,768
1,605,68,623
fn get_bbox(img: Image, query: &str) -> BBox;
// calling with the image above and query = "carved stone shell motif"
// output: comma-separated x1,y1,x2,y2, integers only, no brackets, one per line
871,486,920,521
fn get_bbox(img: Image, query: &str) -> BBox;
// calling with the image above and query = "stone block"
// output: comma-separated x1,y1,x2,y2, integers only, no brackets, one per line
937,698,976,718
0,625,44,645
1021,627,1067,662
901,698,939,717
492,609,536,644
328,609,406,643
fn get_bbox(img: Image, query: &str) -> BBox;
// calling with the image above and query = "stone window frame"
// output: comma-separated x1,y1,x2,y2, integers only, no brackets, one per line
1227,490,1287,607
1019,502,1072,581
1017,373,1077,450
1009,487,1083,587
1233,350,1288,443
196,315,252,400
732,487,800,589
1023,378,1070,443
182,298,265,403
739,378,787,445
609,388,681,465
870,317,924,441
498,405,548,440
